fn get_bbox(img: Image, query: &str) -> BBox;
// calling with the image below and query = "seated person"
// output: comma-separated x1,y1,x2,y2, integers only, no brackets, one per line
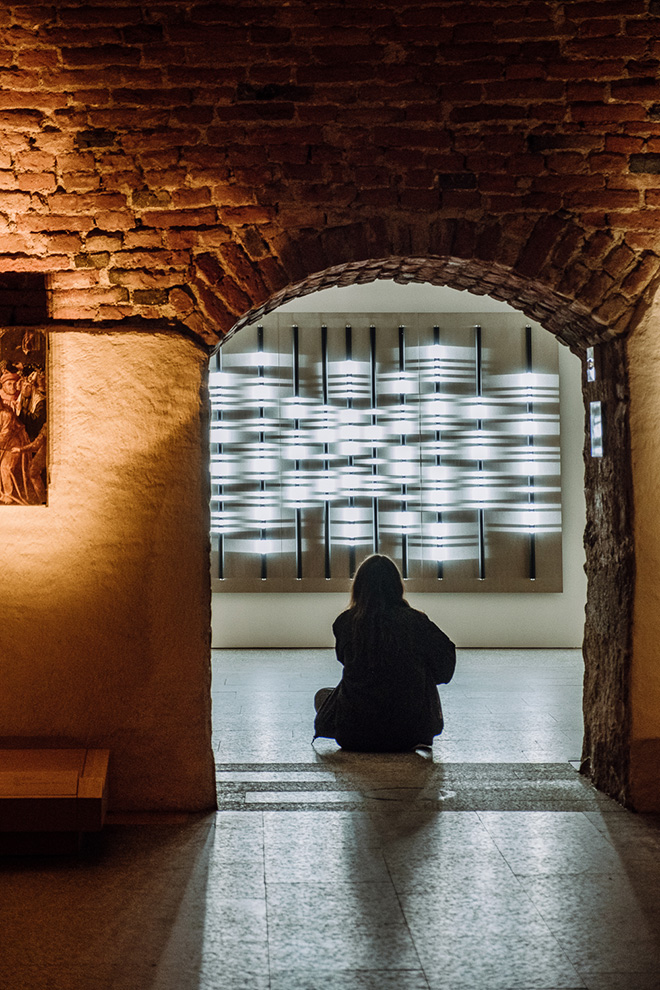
313,554,456,751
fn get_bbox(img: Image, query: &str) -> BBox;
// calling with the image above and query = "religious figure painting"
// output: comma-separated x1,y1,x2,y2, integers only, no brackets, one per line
0,328,47,506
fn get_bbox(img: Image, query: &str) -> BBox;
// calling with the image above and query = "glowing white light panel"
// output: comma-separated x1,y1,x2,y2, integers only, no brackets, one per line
210,313,562,592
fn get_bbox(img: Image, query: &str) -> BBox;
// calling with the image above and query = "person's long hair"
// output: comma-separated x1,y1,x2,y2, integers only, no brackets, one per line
347,555,408,664
350,554,404,614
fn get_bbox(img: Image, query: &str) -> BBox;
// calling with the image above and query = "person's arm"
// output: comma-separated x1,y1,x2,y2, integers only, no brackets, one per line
423,617,456,684
332,612,350,667
11,423,45,454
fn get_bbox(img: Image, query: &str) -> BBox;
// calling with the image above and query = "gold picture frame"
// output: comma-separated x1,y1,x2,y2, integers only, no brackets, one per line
0,327,48,506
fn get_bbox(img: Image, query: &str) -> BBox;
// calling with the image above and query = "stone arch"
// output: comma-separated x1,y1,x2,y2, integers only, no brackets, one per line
184,216,660,355
202,218,641,806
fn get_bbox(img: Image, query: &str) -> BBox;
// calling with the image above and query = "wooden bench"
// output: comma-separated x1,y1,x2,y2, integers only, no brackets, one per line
0,748,109,854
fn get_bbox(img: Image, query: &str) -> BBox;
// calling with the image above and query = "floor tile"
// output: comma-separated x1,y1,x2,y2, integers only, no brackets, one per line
267,925,421,972
519,874,660,972
580,974,660,990
266,881,406,929
269,974,430,990
216,770,338,782
246,789,364,803
415,926,584,990
477,810,626,876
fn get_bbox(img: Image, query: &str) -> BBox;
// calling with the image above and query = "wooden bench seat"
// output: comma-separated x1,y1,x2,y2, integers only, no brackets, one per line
0,748,109,853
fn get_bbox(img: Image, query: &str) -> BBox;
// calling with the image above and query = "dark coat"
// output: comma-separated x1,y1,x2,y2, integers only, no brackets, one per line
314,601,456,751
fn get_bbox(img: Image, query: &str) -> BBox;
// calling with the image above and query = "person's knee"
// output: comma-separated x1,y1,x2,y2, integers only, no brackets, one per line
314,687,333,712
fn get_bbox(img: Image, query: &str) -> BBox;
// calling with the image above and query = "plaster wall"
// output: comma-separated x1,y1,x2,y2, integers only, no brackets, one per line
0,330,216,811
212,315,586,648
627,300,660,809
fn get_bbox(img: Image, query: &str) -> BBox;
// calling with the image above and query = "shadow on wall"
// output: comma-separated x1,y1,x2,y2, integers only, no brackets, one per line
0,274,49,325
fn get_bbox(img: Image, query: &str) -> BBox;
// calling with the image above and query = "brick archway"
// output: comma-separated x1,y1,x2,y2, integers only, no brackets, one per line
199,218,638,806
184,216,660,356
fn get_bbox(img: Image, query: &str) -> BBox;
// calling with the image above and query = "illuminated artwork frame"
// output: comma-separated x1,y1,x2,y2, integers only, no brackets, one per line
0,327,48,507
210,313,562,592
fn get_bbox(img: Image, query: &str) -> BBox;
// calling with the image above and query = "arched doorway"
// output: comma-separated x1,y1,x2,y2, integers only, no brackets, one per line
204,251,634,807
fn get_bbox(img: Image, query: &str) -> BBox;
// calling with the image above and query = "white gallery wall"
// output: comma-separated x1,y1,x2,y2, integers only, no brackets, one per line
212,282,587,648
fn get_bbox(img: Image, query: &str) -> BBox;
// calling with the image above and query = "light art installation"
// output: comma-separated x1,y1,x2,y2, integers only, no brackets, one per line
210,314,562,592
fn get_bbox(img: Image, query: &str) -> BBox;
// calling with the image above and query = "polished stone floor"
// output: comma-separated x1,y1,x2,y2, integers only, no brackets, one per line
212,647,586,768
2,649,660,990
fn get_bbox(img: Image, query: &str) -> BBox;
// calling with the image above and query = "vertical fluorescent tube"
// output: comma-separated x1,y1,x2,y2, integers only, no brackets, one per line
258,325,267,580
475,324,485,580
321,325,331,579
292,325,303,579
433,325,443,579
399,324,408,579
346,324,356,576
589,401,604,457
370,325,379,554
214,346,224,579
526,325,536,581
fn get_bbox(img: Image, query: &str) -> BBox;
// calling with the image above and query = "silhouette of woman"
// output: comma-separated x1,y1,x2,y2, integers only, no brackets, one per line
313,554,456,751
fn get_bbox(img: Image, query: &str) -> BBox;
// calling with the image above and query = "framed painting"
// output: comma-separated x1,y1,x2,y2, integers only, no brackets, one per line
0,328,47,506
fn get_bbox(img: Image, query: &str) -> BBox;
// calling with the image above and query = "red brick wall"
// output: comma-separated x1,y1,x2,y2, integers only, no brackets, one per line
2,1,660,346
